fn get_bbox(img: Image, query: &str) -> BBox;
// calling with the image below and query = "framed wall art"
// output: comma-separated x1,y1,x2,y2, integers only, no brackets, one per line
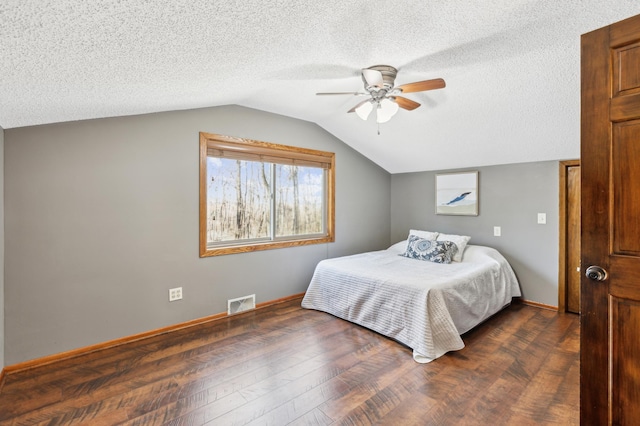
435,171,478,216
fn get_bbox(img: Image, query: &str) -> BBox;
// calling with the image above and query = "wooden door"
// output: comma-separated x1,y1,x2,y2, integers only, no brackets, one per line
567,164,581,313
581,14,640,424
559,160,581,313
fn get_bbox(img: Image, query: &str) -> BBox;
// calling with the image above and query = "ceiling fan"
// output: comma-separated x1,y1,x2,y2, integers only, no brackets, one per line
316,65,445,123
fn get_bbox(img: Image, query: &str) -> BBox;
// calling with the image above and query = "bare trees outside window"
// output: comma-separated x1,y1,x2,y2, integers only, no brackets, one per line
199,133,335,257
206,158,272,243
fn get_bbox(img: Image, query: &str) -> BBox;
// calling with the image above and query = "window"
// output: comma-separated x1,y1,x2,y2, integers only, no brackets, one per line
199,132,335,257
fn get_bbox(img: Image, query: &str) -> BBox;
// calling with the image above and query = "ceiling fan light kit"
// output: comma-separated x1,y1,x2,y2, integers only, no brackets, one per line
317,65,445,124
354,101,373,120
376,98,399,123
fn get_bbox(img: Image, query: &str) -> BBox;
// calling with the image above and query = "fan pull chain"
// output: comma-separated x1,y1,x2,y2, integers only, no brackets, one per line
377,122,380,135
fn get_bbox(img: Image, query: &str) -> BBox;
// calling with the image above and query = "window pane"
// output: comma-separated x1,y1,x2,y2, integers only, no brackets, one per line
275,164,324,237
206,157,271,243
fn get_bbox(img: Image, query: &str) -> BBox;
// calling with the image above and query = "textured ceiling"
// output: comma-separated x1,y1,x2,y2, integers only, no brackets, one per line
1,1,639,173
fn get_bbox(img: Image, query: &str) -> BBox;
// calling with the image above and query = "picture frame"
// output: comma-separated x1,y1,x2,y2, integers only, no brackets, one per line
435,171,479,216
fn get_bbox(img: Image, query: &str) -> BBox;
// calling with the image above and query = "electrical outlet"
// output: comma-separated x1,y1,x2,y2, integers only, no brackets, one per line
493,226,501,237
169,287,182,302
537,213,547,224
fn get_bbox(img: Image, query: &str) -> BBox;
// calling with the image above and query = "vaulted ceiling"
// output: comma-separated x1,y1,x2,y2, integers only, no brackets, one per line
1,1,639,173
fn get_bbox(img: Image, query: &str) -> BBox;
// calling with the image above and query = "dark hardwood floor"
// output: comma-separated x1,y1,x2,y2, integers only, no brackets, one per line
0,298,579,425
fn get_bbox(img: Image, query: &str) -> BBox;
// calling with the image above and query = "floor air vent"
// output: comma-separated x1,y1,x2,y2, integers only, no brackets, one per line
227,294,256,315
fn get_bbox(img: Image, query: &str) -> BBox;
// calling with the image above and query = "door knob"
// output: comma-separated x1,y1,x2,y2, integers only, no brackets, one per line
585,265,608,282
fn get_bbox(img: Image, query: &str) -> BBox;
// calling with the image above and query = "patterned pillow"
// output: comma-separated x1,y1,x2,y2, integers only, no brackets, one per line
436,233,471,262
400,235,458,264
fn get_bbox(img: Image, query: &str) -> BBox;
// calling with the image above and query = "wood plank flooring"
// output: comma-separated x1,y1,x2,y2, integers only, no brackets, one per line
0,298,579,425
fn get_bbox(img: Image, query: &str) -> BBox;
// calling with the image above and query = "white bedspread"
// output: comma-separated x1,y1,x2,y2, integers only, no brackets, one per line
301,244,521,363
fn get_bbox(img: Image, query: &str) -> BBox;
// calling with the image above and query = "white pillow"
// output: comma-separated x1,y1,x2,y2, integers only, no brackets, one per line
388,241,409,253
409,229,439,241
436,233,471,262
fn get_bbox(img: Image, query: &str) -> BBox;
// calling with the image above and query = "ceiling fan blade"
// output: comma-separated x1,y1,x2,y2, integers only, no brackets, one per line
394,96,421,111
396,78,446,93
362,69,384,88
316,92,366,96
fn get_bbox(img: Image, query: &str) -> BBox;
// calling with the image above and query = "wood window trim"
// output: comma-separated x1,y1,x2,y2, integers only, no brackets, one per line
199,132,335,257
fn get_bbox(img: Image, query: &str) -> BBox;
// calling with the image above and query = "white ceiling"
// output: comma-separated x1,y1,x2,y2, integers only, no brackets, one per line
1,1,639,173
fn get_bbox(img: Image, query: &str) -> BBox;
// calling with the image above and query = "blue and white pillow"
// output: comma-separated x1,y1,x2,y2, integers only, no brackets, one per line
400,235,458,264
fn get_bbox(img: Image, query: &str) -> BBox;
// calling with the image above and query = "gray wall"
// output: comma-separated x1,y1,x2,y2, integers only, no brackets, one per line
4,106,391,365
391,161,559,306
0,126,4,370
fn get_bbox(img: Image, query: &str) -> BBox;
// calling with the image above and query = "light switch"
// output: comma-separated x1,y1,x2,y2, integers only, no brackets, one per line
537,213,547,224
494,226,501,237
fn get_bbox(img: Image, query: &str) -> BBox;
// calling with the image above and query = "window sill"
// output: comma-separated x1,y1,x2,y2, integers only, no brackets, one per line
200,235,334,257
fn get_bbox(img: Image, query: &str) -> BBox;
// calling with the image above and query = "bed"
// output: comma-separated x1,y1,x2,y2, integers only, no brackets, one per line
301,237,521,363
